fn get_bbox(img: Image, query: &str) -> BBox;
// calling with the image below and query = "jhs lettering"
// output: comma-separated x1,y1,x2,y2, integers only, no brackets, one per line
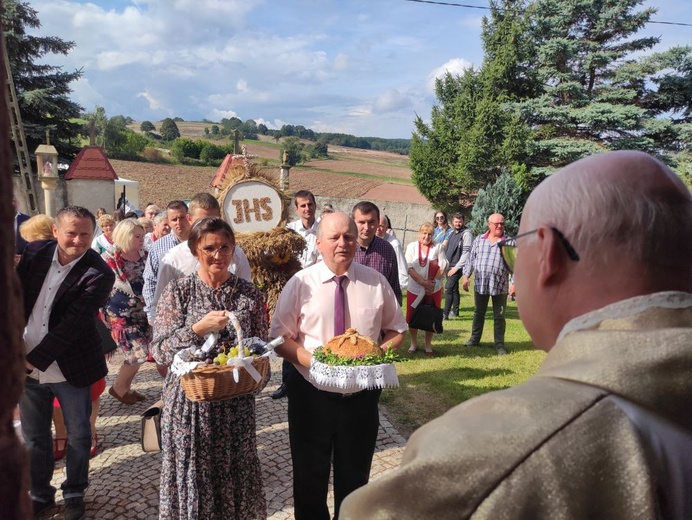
231,197,274,224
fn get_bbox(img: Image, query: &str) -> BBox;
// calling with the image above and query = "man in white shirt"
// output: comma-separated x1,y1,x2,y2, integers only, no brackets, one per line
273,190,320,399
149,193,252,325
286,189,319,268
17,206,115,520
271,212,407,519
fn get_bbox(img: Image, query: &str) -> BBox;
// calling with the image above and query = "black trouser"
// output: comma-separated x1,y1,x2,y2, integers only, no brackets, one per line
287,372,381,520
470,291,508,346
280,359,293,385
443,269,463,316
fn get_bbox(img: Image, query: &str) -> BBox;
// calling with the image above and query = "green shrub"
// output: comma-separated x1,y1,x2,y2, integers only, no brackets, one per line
200,143,227,164
171,138,204,161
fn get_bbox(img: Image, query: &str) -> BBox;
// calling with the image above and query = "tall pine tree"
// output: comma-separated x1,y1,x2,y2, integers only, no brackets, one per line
411,0,536,210
2,0,83,161
517,0,692,171
412,0,692,209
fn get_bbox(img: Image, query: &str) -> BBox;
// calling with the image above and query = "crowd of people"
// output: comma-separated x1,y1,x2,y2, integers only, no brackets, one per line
11,149,692,519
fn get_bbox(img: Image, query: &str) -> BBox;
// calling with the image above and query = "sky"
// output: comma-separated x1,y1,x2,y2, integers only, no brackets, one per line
25,0,692,139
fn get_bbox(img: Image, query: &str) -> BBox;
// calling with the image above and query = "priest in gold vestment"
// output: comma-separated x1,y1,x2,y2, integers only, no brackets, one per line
340,151,692,520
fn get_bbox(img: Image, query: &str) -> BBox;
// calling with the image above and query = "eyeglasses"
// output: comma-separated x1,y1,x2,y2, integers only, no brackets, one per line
435,216,445,221
490,222,505,227
498,227,580,274
199,245,234,258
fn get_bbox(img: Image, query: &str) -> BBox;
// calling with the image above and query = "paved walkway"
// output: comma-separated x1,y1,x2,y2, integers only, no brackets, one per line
43,356,407,519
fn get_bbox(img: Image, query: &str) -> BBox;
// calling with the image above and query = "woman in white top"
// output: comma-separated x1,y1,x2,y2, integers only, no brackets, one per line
405,222,447,355
91,214,116,254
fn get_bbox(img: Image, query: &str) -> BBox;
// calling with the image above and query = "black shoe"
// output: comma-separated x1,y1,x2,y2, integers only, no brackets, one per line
448,311,458,318
32,498,55,518
270,383,287,399
464,339,479,347
443,314,449,320
495,346,508,355
64,497,86,520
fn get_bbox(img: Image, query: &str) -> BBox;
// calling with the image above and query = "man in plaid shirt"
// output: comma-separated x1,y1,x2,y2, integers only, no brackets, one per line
462,213,515,354
352,201,402,305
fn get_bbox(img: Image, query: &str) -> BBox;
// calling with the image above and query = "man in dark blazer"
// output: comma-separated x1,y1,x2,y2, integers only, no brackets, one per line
16,205,115,520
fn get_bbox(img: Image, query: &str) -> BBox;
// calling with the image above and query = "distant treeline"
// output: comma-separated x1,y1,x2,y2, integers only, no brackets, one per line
200,117,411,155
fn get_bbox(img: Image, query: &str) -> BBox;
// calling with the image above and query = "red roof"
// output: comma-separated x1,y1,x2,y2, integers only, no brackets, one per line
211,154,236,189
64,146,118,181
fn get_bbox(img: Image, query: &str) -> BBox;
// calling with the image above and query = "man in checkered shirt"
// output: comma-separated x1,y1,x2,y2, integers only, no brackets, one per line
462,213,515,354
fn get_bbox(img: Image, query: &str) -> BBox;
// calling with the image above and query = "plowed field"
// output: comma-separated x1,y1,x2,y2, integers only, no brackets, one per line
112,127,428,207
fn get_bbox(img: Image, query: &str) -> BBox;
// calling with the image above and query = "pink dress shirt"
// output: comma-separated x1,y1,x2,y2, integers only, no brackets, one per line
270,260,408,393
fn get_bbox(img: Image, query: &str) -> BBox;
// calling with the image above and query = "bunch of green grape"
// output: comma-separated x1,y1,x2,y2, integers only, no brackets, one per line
210,346,252,365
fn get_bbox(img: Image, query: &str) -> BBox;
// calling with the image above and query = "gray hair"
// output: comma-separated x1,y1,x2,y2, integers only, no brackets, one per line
153,212,168,225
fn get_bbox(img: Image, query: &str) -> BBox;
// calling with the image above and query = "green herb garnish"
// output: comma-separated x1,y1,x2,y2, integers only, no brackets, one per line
313,345,402,366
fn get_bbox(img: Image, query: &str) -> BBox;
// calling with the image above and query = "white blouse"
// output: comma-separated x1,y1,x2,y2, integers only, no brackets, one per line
405,241,448,296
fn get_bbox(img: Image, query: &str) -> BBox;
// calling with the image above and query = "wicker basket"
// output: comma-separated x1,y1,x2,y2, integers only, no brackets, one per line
180,356,270,402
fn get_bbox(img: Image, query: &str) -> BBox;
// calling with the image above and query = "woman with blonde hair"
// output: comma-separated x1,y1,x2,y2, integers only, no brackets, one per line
101,219,151,404
92,214,116,254
137,216,154,235
405,222,447,355
19,214,54,242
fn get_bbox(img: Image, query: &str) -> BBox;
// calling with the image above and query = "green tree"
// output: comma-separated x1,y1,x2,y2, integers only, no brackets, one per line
517,0,691,171
159,118,180,141
2,0,84,161
199,143,226,165
258,123,268,135
82,105,107,146
469,172,524,236
281,137,304,166
171,138,203,161
220,117,242,135
211,125,220,135
241,119,258,140
311,139,329,158
411,0,692,209
410,0,535,210
140,120,156,132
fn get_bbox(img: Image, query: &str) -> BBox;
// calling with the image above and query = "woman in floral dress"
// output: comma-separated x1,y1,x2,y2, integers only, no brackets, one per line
151,217,268,520
102,218,151,405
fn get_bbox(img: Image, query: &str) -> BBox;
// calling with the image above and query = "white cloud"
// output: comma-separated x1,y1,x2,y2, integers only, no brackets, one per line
333,53,349,71
236,79,250,94
427,58,473,93
348,105,372,117
209,109,239,121
373,89,412,114
137,90,165,111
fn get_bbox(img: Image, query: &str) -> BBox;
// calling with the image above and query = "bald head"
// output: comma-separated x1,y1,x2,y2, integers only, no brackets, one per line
317,212,358,275
516,151,692,350
524,151,692,277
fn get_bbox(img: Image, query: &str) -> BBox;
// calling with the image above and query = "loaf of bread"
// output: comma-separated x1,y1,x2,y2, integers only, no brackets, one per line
324,328,383,359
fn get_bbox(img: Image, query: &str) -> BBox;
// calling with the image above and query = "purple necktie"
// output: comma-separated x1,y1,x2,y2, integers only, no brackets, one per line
333,275,346,336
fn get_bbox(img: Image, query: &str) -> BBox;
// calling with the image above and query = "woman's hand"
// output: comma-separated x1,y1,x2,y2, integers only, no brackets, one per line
192,310,229,337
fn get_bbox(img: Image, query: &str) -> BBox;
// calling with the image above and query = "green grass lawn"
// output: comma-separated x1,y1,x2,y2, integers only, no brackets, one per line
381,291,545,437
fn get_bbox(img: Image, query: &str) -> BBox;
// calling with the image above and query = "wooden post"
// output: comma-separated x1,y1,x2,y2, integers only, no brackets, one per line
0,16,32,517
